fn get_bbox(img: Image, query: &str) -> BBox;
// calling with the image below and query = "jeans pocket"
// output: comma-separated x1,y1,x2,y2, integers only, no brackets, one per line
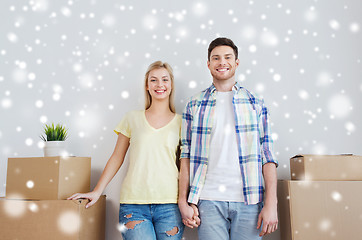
258,202,264,212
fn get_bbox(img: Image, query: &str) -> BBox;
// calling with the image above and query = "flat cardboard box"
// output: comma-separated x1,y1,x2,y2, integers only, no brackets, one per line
278,180,362,240
0,195,106,240
6,157,91,200
290,154,362,180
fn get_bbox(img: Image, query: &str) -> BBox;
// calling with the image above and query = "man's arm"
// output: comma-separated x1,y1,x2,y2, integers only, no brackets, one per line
178,100,200,228
178,158,200,228
256,99,278,236
257,162,278,236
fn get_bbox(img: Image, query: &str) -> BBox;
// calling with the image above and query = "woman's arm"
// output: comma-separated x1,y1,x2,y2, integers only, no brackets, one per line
68,133,130,208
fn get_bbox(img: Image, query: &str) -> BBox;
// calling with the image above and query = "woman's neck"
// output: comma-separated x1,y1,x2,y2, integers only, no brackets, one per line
146,99,172,115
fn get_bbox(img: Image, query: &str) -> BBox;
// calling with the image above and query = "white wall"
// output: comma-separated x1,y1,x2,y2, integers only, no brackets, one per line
1,0,361,239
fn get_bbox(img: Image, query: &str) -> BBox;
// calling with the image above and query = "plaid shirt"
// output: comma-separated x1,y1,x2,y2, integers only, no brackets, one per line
180,82,278,205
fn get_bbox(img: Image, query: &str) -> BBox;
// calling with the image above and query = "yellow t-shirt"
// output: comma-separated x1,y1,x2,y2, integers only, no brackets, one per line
114,110,181,204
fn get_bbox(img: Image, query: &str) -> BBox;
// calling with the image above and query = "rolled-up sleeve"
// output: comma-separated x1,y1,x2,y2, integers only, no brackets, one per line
259,100,278,167
180,102,193,159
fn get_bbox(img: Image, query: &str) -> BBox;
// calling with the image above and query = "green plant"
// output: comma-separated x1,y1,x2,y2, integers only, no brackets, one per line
40,123,69,141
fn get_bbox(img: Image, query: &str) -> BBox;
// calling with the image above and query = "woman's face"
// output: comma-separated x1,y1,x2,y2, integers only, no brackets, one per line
147,68,172,101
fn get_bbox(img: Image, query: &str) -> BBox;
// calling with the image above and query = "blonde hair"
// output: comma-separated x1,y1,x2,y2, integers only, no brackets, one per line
144,61,175,113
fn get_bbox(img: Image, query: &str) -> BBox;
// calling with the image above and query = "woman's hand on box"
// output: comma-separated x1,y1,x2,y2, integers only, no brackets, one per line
67,191,101,208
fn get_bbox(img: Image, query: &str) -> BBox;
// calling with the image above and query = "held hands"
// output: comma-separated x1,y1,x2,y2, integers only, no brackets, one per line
67,191,101,209
179,203,201,228
257,203,278,236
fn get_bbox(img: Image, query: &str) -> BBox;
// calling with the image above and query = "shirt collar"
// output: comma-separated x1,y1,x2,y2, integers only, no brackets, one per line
208,82,242,96
233,81,242,91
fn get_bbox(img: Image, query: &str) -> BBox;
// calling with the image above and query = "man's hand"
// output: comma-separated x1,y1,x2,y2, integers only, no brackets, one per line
179,203,200,228
257,203,278,236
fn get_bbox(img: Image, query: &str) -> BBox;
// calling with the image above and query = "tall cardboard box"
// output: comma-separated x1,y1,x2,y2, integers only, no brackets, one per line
6,157,91,200
290,154,362,180
0,195,106,240
278,180,362,240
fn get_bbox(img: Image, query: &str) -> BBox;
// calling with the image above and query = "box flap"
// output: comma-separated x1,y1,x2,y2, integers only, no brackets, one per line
288,181,362,240
291,154,355,159
277,180,292,240
58,157,91,200
6,157,60,200
290,154,362,181
79,195,106,240
0,197,105,240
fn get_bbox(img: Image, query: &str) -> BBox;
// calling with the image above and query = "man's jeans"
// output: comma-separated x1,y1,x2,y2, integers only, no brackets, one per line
198,200,263,240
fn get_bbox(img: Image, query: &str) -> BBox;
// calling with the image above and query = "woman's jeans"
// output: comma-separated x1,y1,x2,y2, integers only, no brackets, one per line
119,203,184,240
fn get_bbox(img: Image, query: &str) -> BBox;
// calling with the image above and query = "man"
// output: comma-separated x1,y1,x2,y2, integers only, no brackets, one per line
178,37,278,240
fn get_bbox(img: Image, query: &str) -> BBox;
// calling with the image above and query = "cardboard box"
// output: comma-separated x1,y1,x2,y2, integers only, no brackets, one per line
290,154,362,180
6,157,91,200
0,195,106,240
278,180,362,240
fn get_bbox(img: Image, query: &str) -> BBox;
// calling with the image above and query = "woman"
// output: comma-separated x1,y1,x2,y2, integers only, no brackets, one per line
68,61,184,239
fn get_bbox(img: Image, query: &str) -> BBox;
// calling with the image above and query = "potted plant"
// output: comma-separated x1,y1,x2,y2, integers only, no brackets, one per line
40,123,69,157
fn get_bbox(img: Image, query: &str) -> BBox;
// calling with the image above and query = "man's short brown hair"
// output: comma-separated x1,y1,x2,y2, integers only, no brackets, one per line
208,37,238,60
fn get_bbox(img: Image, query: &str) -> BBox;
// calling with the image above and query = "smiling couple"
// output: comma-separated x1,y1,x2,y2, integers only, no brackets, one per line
68,37,278,240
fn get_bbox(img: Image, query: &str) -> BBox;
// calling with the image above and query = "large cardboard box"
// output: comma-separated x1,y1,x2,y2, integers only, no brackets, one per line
0,195,106,240
6,157,91,200
278,180,362,240
290,154,362,180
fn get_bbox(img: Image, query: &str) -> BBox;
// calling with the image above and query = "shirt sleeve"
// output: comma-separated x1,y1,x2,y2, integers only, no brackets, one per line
114,112,131,138
259,100,278,167
180,101,193,159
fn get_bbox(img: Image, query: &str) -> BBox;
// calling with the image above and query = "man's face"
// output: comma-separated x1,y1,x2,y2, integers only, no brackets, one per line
207,45,239,82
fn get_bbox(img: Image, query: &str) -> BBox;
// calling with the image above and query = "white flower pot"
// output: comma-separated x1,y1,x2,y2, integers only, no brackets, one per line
43,141,67,157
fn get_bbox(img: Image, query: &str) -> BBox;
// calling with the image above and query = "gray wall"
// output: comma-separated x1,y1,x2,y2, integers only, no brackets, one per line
1,0,361,239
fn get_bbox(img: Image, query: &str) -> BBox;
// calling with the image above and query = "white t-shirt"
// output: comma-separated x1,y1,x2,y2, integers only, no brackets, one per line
200,91,244,202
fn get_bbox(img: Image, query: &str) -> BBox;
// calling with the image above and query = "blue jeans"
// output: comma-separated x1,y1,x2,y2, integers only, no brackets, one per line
198,200,263,240
119,203,184,240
